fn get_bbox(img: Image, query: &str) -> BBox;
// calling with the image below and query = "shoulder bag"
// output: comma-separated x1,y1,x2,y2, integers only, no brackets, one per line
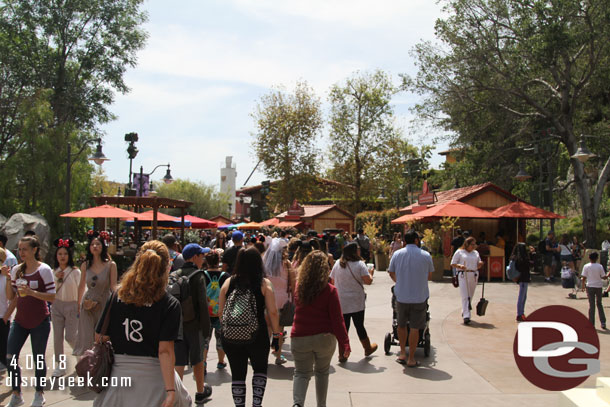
278,264,296,326
75,293,115,393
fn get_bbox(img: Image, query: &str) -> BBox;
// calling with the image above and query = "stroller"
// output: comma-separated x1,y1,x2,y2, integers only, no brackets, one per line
384,285,431,357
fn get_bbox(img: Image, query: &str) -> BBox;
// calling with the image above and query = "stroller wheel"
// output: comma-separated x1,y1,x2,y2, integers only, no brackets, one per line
424,333,431,357
384,332,392,355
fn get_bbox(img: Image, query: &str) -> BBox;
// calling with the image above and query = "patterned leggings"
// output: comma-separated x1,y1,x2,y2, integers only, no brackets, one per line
222,329,270,407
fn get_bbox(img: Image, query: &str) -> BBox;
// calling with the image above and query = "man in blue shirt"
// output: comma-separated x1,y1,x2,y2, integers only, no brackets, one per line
388,230,434,367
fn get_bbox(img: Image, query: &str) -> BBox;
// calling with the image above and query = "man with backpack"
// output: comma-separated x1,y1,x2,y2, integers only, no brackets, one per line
170,243,212,404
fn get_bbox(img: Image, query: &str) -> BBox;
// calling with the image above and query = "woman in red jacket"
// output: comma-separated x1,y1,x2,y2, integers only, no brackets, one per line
291,251,350,407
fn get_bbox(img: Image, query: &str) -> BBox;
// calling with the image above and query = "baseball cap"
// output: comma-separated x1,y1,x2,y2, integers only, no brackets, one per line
182,243,210,260
232,230,244,241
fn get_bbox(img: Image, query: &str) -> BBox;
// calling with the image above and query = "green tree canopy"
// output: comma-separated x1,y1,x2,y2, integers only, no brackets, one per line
154,179,230,220
409,0,610,247
327,70,400,212
252,81,323,210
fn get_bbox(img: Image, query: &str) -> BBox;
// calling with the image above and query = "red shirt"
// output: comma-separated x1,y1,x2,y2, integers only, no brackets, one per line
291,284,350,353
11,263,55,329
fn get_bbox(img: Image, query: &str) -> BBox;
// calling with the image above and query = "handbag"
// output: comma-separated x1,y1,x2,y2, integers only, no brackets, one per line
505,260,520,281
83,299,99,311
75,293,115,393
452,275,459,288
476,282,489,317
278,265,295,326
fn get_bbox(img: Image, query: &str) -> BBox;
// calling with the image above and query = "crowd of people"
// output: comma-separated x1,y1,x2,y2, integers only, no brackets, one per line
0,224,607,407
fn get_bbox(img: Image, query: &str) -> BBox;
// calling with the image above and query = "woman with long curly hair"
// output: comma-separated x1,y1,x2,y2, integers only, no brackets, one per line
93,240,191,407
73,231,117,356
291,251,350,407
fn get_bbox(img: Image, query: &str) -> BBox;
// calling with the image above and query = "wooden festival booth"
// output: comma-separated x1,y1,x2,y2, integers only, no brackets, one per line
392,182,563,281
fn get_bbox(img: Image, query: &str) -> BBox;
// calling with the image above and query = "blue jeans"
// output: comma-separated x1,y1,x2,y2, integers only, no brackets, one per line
517,282,528,317
7,317,51,392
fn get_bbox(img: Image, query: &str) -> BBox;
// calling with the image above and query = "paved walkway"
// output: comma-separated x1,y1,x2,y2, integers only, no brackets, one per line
1,272,609,406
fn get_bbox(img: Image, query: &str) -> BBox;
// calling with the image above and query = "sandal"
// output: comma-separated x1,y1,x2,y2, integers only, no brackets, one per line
217,362,226,369
275,355,287,365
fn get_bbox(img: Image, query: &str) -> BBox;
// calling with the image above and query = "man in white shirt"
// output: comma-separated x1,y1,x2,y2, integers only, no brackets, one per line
581,251,608,329
0,235,18,268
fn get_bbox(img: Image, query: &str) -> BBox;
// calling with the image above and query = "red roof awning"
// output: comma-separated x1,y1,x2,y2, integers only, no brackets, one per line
260,218,280,227
392,200,497,224
184,215,218,229
61,205,141,219
490,201,564,219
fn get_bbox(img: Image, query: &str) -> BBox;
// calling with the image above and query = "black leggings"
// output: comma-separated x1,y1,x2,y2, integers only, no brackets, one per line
343,309,368,340
222,329,270,407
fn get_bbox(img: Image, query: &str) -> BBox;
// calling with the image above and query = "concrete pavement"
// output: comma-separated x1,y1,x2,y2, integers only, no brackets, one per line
1,271,609,406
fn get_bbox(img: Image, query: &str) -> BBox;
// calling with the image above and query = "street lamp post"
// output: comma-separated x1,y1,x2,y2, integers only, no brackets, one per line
134,163,174,198
239,193,245,221
125,133,139,193
65,138,109,236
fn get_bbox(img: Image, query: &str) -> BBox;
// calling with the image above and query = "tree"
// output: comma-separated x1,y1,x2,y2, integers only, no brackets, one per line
0,0,147,237
252,81,323,210
154,179,231,220
409,0,610,247
327,70,399,212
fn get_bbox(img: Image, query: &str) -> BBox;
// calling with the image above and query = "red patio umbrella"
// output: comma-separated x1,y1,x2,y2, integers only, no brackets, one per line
184,215,218,229
392,200,497,224
61,204,141,219
124,210,180,222
490,200,564,219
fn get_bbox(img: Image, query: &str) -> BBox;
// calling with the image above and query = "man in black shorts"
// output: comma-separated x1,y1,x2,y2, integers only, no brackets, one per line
174,243,212,404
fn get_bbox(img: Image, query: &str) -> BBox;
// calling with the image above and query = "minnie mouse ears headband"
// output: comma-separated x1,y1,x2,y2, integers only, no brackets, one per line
87,230,110,243
53,238,74,249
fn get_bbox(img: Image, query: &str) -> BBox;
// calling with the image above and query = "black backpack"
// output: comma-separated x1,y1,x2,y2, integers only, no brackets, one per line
538,240,547,255
167,268,201,324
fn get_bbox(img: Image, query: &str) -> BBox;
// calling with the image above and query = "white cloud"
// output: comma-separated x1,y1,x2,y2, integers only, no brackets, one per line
101,0,446,189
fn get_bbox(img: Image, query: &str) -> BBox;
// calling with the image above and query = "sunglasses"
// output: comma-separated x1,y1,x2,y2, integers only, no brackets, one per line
91,275,98,287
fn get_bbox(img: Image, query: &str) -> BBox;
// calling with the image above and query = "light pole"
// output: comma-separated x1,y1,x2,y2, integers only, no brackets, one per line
133,164,174,198
239,193,245,221
65,138,109,236
402,157,422,207
125,133,139,194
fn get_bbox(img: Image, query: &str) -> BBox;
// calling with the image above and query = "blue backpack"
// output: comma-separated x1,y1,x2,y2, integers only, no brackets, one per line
203,270,228,318
506,260,520,280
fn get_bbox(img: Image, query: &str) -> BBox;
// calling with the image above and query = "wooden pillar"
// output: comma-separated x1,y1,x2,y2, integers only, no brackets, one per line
152,203,158,240
181,207,185,247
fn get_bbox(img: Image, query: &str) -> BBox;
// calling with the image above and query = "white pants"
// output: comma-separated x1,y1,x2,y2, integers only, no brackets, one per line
458,271,479,319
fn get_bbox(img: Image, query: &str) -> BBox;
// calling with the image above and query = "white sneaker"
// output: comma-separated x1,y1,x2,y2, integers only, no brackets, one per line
7,393,24,407
51,367,66,377
30,391,45,407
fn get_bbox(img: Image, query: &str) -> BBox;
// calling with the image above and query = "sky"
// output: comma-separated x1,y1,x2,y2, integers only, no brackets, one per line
99,0,448,192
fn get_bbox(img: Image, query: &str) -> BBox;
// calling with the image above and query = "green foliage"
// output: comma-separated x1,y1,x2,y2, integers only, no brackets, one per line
328,70,400,212
183,230,201,244
422,228,442,257
252,81,323,210
408,0,610,247
0,0,148,239
154,179,230,219
355,209,400,238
